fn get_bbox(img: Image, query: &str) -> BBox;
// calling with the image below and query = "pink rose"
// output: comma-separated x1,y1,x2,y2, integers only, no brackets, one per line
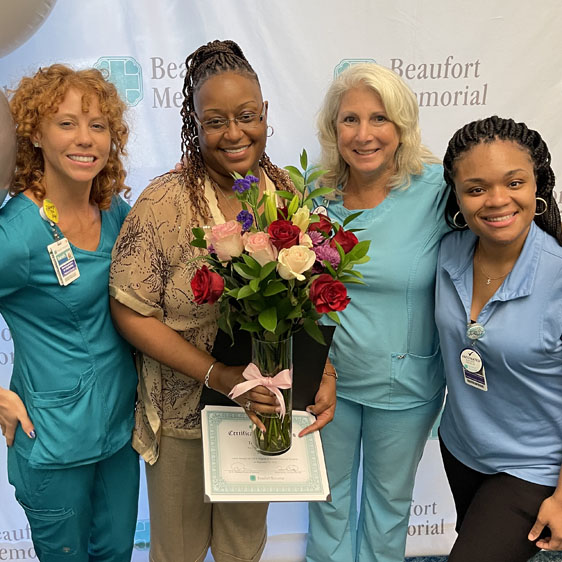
205,220,244,261
277,245,316,281
243,232,278,266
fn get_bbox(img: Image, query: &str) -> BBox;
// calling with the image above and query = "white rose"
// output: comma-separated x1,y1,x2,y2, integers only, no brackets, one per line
276,245,316,281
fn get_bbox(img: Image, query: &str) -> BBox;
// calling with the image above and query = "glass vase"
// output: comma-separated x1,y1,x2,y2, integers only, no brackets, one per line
251,335,293,455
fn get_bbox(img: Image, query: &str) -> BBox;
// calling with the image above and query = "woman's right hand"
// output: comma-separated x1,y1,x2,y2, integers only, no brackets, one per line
211,363,280,432
0,388,35,447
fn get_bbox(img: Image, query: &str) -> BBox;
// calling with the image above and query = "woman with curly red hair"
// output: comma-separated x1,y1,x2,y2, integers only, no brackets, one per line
0,64,139,561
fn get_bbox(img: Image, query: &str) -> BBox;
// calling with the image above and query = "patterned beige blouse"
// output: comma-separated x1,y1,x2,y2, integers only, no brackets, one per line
109,171,277,464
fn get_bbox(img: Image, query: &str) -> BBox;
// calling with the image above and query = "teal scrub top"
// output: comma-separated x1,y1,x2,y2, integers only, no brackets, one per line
0,194,137,468
320,164,449,409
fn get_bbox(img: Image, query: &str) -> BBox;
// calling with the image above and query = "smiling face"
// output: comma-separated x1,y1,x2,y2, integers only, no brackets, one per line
336,84,400,185
34,87,111,190
194,71,267,188
453,139,537,250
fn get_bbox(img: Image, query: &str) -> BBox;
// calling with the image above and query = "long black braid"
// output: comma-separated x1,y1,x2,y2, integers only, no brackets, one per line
179,39,293,219
443,116,561,245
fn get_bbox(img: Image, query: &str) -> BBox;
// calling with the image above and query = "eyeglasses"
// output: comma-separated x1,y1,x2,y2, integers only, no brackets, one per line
192,102,266,134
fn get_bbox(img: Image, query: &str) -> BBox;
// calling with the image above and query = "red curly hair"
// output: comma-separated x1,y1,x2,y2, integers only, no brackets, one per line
9,64,130,210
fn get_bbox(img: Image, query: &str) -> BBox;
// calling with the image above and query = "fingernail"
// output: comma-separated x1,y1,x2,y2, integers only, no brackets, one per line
28,430,36,439
306,407,313,414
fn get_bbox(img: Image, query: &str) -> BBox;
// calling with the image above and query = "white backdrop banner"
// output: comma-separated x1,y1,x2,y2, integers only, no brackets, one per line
1,1,561,559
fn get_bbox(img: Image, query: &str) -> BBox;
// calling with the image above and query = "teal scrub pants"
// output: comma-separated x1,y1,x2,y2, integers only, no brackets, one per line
8,442,139,561
306,393,443,562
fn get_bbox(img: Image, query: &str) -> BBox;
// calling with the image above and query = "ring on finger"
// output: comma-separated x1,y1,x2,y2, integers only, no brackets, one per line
244,400,252,411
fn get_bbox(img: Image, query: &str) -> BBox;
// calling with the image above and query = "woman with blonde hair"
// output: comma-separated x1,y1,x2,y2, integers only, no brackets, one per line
0,64,138,561
306,62,448,562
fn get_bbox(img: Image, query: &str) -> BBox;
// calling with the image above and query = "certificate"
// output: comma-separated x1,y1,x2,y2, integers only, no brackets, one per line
201,405,331,502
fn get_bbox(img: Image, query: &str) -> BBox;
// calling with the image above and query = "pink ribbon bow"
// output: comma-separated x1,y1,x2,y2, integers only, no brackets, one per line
228,363,292,418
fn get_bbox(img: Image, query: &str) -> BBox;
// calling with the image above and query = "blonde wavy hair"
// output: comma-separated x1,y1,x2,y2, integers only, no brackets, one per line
9,64,129,209
317,63,439,195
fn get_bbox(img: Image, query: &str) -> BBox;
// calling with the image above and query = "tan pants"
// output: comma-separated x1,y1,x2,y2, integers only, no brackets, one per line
146,435,268,562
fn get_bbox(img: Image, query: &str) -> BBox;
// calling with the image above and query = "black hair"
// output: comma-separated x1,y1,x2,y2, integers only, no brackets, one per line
443,115,561,245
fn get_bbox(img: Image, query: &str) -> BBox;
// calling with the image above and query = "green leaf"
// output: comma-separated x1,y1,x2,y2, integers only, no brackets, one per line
225,287,240,298
237,285,256,299
327,311,341,324
249,278,261,292
346,240,370,261
274,190,295,201
304,187,334,201
263,280,287,296
192,226,206,238
286,306,302,319
233,263,258,280
239,321,262,333
285,167,305,193
305,168,328,186
300,149,308,170
241,254,261,274
303,318,326,345
258,307,277,332
190,238,207,249
336,275,365,284
259,261,277,280
342,211,364,227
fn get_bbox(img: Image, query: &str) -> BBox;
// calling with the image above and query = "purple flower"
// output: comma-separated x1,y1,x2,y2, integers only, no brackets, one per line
313,244,341,273
233,178,251,193
309,231,325,247
246,174,259,184
236,210,254,232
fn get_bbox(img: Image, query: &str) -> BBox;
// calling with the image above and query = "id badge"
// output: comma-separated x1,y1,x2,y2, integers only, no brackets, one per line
460,347,488,391
47,238,80,286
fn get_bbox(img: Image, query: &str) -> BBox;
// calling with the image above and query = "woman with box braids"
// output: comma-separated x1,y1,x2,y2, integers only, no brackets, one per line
110,39,333,562
435,116,562,560
179,39,293,220
443,115,561,244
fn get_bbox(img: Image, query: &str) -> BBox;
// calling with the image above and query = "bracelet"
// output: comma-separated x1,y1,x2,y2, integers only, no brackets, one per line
323,370,338,380
204,360,218,389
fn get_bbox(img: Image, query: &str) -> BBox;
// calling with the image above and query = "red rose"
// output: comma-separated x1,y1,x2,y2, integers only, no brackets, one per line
330,228,359,253
268,219,301,250
309,214,333,235
309,274,350,313
191,265,224,304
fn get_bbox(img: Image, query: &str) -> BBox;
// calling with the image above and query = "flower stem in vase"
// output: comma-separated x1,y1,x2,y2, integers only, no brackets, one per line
251,335,293,455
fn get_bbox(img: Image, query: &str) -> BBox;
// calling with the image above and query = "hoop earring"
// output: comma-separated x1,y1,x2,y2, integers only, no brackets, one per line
192,135,199,148
535,197,548,216
452,211,468,229
266,125,274,138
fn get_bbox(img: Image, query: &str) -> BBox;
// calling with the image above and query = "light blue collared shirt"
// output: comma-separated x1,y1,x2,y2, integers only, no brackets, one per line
436,223,562,486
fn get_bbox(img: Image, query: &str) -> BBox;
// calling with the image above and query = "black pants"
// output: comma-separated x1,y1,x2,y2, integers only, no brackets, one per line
439,435,555,562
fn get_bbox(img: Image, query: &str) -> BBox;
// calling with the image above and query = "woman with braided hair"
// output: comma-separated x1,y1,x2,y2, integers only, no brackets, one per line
109,39,334,562
436,116,562,560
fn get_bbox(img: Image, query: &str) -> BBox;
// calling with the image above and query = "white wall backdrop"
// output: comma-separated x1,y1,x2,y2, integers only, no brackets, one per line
0,1,561,559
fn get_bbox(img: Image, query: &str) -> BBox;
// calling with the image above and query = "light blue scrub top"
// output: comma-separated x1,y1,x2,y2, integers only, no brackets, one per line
320,163,449,409
0,194,137,468
436,223,562,486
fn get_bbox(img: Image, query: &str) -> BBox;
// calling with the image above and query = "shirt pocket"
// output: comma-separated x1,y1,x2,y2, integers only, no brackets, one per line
390,348,445,406
25,367,108,467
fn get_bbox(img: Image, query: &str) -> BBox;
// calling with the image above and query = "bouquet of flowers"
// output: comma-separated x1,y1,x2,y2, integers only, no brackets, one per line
190,150,370,454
